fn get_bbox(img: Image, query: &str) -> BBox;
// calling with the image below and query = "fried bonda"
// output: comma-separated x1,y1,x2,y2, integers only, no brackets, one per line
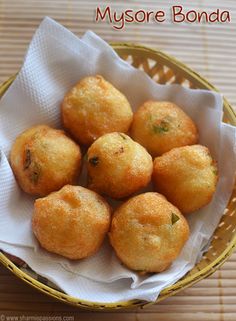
153,145,218,214
10,125,82,196
86,132,153,199
131,101,198,156
109,192,189,272
62,75,133,145
32,185,111,259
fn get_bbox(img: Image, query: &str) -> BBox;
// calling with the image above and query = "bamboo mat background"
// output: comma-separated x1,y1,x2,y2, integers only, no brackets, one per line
0,0,236,320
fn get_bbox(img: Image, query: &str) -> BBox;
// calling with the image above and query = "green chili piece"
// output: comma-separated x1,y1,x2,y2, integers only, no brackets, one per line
171,212,180,225
152,120,169,134
24,149,31,170
118,133,127,140
30,163,41,184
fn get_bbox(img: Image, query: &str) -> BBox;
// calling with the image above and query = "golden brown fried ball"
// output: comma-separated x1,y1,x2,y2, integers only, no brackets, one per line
10,125,82,197
86,132,153,199
153,145,218,214
62,75,133,145
131,101,198,156
32,185,111,259
109,192,189,273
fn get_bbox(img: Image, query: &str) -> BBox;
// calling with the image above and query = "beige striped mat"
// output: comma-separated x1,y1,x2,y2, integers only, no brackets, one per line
0,0,236,320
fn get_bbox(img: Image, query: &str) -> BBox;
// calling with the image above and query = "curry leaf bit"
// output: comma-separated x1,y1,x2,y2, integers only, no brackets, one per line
152,120,169,134
213,168,218,176
171,212,180,225
24,149,31,170
30,163,41,184
89,156,99,166
114,146,124,155
118,133,127,140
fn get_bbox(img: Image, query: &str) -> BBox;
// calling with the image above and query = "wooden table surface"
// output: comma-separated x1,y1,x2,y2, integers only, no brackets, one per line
0,1,236,320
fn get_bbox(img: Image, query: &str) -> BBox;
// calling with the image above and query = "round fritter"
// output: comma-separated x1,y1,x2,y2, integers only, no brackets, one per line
86,132,153,199
32,185,111,259
109,192,189,273
131,101,198,156
153,145,218,214
10,125,82,196
62,75,133,145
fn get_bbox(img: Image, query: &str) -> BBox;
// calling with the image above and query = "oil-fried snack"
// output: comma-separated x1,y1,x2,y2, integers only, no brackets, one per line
109,192,189,273
10,125,82,196
131,101,198,156
86,132,153,199
62,75,133,145
32,185,111,259
153,145,218,214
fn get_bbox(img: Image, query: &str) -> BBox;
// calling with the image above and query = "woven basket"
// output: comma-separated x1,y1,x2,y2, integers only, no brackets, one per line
0,43,236,310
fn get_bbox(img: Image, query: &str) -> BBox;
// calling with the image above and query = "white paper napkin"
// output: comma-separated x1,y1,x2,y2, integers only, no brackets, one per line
0,17,235,303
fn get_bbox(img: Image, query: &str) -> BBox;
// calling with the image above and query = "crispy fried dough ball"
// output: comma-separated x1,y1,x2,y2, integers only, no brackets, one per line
153,145,218,214
86,132,153,199
109,192,189,273
32,185,111,259
131,101,198,156
62,75,133,145
10,125,82,196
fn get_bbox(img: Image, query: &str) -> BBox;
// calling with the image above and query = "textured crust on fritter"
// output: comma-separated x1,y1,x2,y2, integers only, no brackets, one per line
62,75,133,145
32,185,111,259
153,145,218,214
109,192,189,273
86,132,153,199
131,101,198,156
10,125,82,196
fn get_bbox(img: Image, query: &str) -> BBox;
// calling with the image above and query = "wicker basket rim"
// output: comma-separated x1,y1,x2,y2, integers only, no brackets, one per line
0,42,235,310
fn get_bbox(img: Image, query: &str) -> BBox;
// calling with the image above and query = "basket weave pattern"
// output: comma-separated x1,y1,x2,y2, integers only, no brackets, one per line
0,44,236,310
